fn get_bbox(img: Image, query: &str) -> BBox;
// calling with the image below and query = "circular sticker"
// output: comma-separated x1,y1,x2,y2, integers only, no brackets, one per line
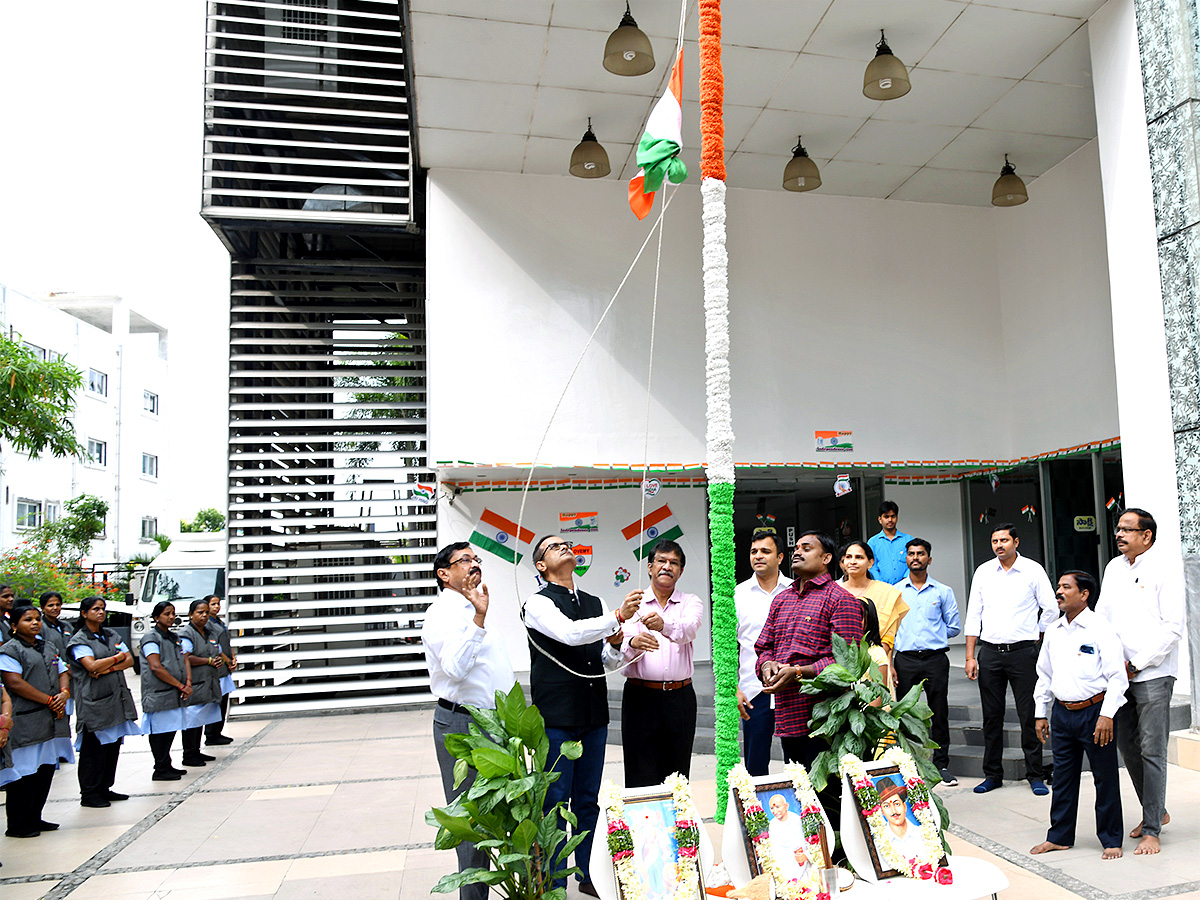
642,478,661,498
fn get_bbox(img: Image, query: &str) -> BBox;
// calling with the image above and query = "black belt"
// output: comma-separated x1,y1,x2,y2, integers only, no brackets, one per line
438,698,468,714
895,647,949,659
979,639,1037,653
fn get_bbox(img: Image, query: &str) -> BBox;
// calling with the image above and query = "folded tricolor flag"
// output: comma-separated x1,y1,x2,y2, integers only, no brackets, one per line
622,503,684,560
629,49,688,220
470,508,535,565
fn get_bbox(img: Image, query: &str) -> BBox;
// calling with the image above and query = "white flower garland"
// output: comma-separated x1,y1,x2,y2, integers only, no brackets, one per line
839,750,951,883
701,176,734,485
728,764,828,900
601,775,702,900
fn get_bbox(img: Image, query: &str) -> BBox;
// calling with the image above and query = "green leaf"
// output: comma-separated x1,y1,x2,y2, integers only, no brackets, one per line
431,869,495,893
512,819,537,854
559,740,583,761
497,852,531,865
518,704,546,748
831,692,855,714
848,708,866,736
453,758,469,790
554,831,588,866
471,746,520,779
878,711,900,731
831,631,853,669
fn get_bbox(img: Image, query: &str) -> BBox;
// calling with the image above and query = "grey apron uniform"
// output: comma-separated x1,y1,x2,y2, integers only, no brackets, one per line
68,627,139,734
180,623,223,708
139,628,186,716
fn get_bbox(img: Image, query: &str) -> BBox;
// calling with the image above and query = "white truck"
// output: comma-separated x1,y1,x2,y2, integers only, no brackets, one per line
132,532,226,641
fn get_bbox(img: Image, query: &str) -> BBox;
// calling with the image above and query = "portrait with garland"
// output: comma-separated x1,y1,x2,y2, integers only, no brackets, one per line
602,776,704,900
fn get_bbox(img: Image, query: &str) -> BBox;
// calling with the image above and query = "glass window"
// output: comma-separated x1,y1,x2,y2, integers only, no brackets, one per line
88,438,107,466
15,499,42,530
24,342,46,360
45,501,60,524
141,516,158,539
142,453,158,478
143,390,159,414
141,568,225,607
88,369,108,396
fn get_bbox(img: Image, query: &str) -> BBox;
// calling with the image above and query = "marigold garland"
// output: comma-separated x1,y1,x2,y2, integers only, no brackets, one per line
839,750,952,884
601,774,704,900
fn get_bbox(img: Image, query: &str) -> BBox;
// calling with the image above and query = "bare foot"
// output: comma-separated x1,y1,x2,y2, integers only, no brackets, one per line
1129,812,1169,839
1102,847,1123,860
1134,835,1161,855
1030,842,1071,855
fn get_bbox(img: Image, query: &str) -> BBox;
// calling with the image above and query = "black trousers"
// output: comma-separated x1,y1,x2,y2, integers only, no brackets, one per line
1047,702,1122,848
780,733,843,835
148,731,177,773
894,648,951,769
5,763,55,834
621,681,696,788
977,643,1043,781
78,729,123,802
205,695,230,739
182,727,203,758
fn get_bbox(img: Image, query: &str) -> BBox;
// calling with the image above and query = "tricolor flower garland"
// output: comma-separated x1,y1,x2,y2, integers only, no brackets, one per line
728,764,829,900
601,774,703,900
839,750,952,884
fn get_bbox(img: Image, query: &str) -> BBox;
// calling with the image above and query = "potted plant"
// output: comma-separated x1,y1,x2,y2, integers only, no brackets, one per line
427,682,586,900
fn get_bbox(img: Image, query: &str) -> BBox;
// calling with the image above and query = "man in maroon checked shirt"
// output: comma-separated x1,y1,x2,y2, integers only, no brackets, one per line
755,530,864,767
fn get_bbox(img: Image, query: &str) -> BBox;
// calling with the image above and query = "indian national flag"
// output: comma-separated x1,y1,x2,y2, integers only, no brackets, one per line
629,50,688,220
470,508,535,565
411,482,436,505
621,504,684,561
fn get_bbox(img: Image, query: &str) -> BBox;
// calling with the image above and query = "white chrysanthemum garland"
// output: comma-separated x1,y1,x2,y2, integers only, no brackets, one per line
601,774,702,900
839,749,952,884
728,764,829,900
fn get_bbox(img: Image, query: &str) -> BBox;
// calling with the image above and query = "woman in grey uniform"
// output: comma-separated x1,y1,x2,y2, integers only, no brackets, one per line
139,601,192,781
69,596,141,807
38,592,71,655
179,598,222,767
0,602,74,837
203,594,236,746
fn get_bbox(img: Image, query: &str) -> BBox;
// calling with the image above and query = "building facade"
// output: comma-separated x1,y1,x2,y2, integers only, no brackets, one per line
0,286,169,563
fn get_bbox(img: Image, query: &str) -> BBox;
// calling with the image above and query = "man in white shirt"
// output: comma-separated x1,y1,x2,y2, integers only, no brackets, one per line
876,777,927,862
423,542,516,900
734,530,792,775
964,523,1057,795
1030,570,1127,860
525,534,642,896
1096,508,1184,856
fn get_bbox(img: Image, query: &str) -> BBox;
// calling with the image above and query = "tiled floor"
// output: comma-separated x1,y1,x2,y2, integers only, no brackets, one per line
1,705,1198,899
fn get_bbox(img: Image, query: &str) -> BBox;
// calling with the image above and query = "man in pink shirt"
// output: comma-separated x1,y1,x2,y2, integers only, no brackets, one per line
620,539,703,787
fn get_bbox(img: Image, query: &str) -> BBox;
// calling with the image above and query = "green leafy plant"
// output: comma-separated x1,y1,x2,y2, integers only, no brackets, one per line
426,683,586,900
0,332,86,460
801,633,949,829
180,508,225,533
153,533,172,553
0,542,121,605
29,494,108,565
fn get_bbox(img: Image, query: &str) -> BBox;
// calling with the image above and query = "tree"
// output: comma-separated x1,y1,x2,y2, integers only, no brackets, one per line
180,508,225,532
31,494,108,565
0,331,86,460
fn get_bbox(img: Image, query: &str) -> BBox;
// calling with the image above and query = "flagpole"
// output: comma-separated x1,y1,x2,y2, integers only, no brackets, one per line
697,0,738,824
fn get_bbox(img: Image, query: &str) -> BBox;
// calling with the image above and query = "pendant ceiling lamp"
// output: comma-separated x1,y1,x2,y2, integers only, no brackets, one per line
863,30,911,101
782,137,821,192
991,154,1028,206
603,1,655,76
569,118,611,178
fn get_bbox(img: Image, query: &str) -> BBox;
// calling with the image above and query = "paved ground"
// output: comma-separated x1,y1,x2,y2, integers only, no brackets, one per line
1,705,1198,900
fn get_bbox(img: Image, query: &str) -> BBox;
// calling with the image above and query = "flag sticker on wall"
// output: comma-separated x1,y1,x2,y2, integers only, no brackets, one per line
470,508,535,565
573,545,593,576
411,483,436,505
621,504,683,560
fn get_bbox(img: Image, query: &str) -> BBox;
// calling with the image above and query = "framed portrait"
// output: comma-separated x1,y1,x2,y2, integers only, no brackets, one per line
609,789,705,900
844,764,948,880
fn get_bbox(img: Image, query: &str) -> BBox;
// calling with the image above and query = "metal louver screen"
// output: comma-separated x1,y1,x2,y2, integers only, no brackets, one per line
203,0,411,226
227,256,435,714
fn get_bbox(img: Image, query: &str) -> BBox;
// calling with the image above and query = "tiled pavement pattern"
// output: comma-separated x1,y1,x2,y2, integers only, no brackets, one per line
2,706,1199,900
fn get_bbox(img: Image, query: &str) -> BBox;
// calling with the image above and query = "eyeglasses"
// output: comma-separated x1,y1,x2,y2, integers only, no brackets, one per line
449,555,483,567
535,540,574,561
1113,527,1147,535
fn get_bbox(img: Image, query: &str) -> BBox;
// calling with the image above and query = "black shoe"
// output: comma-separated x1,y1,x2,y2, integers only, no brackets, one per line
205,735,233,746
198,752,216,761
105,791,129,802
579,883,599,898
80,797,111,808
37,821,60,831
938,768,958,787
152,770,182,781
181,756,208,767
4,829,41,838
170,766,187,775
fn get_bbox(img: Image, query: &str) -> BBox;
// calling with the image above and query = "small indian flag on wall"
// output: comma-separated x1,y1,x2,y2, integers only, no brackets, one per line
470,508,535,565
621,504,683,561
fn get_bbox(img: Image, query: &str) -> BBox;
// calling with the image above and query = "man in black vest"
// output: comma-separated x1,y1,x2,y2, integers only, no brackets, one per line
525,534,643,897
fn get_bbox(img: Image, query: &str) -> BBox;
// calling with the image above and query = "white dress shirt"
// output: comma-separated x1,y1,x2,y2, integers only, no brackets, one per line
734,573,792,702
965,553,1057,643
1096,542,1185,682
422,590,515,709
524,589,624,670
1034,607,1128,719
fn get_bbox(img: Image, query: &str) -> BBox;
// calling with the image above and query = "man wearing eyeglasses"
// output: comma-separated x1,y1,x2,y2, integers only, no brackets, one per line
526,534,643,897
1096,508,1185,856
423,541,515,900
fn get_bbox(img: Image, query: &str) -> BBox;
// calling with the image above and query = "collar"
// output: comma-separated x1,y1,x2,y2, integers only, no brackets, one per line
898,574,934,591
797,572,833,592
154,625,180,644
1059,607,1094,629
1118,542,1156,568
991,552,1026,573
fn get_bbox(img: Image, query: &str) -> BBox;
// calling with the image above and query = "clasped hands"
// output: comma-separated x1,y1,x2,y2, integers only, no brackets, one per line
759,660,815,694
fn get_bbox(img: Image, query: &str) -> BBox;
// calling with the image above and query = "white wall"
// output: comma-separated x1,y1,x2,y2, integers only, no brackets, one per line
437,486,712,674
886,482,968,637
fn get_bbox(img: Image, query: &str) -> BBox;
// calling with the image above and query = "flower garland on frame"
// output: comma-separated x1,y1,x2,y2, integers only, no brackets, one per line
839,749,952,884
601,774,703,900
728,764,829,900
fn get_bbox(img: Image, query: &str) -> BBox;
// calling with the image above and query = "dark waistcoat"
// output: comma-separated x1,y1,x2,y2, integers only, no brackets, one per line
527,583,610,729
67,627,138,732
1,636,61,749
140,628,186,713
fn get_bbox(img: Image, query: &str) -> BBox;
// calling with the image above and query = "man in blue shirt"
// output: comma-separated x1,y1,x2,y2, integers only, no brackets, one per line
867,501,912,585
894,537,962,785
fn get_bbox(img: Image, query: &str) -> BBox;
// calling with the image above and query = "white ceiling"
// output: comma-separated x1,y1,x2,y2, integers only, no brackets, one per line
408,0,1105,206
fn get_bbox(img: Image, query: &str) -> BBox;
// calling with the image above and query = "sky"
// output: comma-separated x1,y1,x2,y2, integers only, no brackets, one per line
0,2,229,529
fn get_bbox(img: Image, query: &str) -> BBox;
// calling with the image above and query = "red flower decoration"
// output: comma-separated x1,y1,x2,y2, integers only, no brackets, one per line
917,863,934,880
935,867,953,885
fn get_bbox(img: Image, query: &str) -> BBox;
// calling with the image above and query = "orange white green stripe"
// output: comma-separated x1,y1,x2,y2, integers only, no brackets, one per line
629,49,688,220
621,503,683,560
470,507,535,564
